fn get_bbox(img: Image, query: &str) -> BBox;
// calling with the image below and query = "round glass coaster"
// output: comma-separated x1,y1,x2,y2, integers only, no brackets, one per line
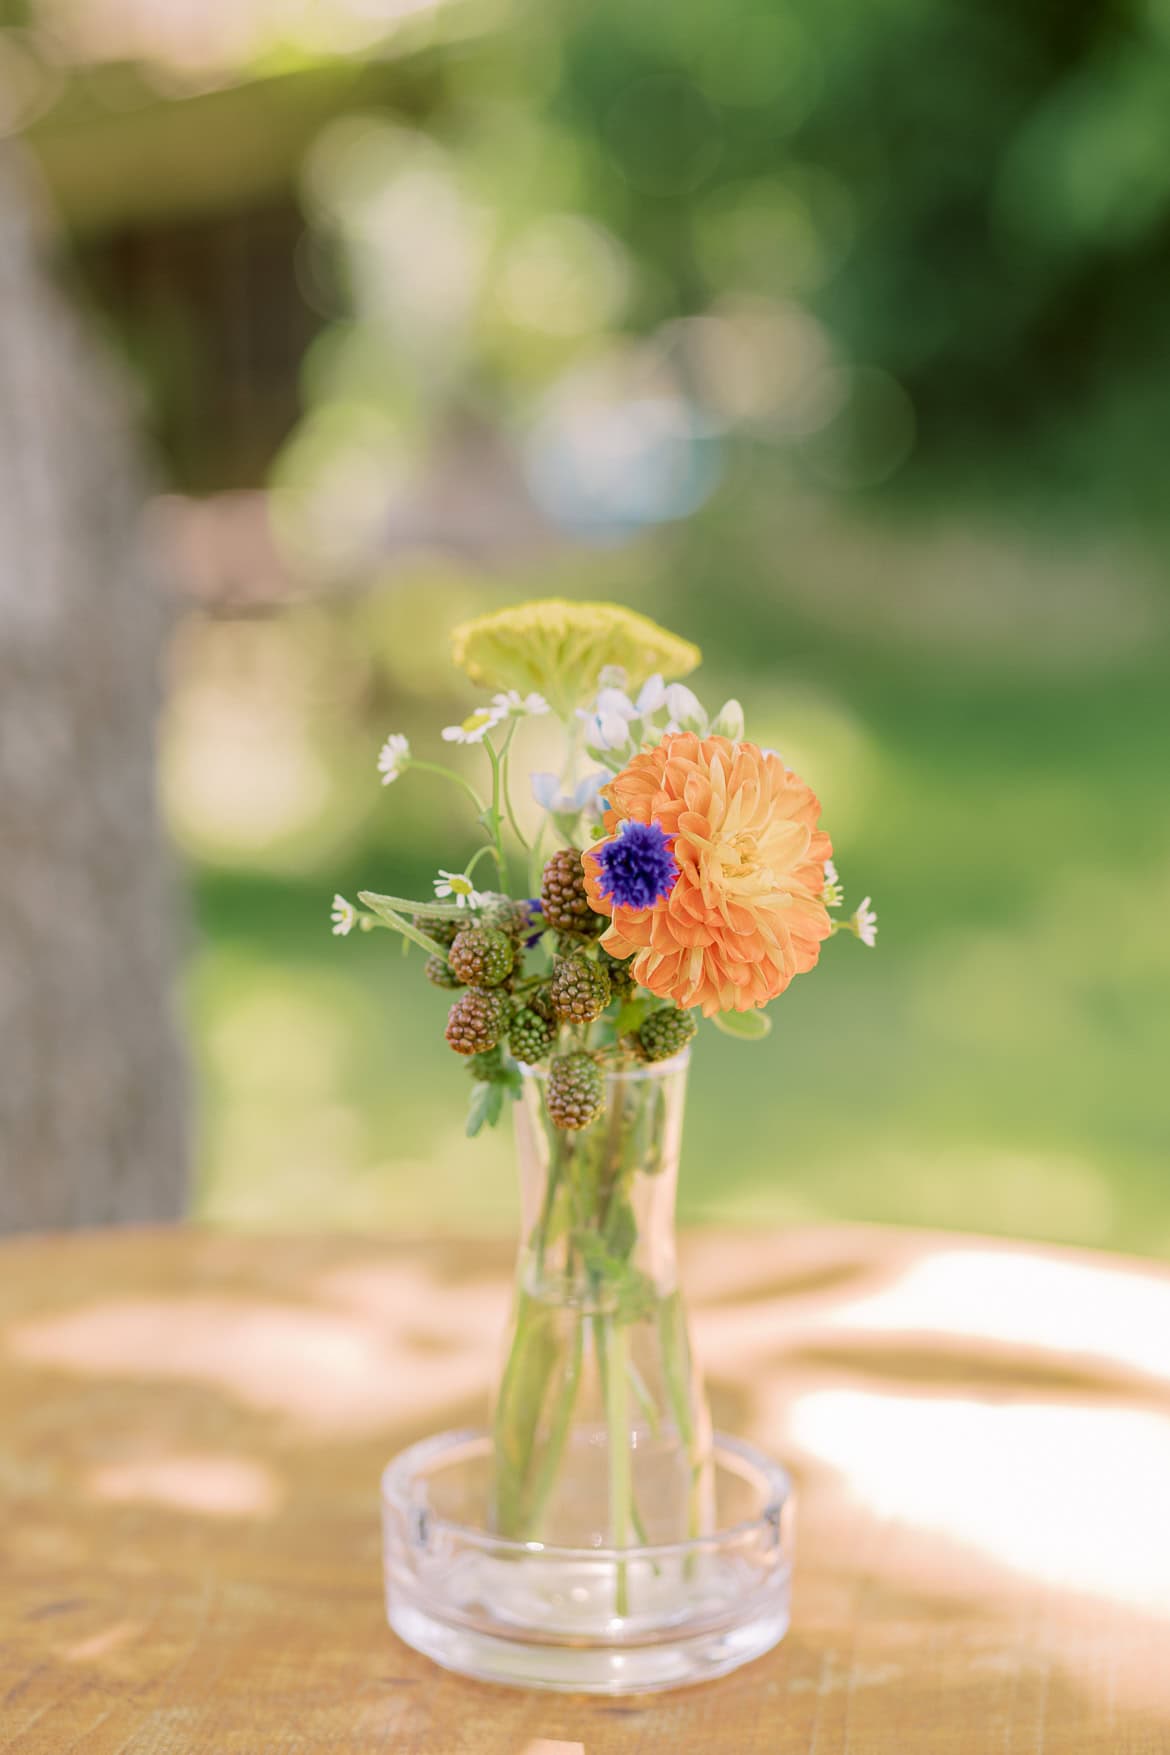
381,1428,793,1695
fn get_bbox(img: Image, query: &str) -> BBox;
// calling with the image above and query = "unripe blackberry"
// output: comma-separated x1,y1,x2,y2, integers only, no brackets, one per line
446,988,509,1055
550,954,611,1023
509,1006,556,1065
540,848,602,936
547,1052,605,1130
637,1006,698,1063
601,948,637,999
449,926,514,988
530,982,556,1021
416,913,459,949
425,953,463,990
481,894,539,941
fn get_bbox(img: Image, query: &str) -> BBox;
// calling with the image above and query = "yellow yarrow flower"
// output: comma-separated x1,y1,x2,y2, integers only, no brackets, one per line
450,599,701,716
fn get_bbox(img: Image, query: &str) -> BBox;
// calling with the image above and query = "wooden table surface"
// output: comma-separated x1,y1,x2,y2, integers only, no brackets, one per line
3,1223,1170,1753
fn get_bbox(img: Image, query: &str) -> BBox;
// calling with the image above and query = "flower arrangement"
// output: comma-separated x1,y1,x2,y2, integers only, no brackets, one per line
332,598,876,1141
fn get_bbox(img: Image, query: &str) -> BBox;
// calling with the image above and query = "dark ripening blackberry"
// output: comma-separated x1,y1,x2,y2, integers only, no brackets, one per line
547,1051,605,1130
509,1006,556,1066
540,848,603,936
637,1006,699,1063
448,926,514,988
415,913,459,949
550,954,611,1023
445,988,509,1055
424,953,463,990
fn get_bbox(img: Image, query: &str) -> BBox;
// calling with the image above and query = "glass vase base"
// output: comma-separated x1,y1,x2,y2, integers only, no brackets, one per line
382,1429,793,1695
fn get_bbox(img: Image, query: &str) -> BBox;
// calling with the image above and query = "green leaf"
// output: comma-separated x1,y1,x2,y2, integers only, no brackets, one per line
615,997,654,1037
465,1081,495,1138
358,889,471,922
357,893,452,959
711,1008,772,1040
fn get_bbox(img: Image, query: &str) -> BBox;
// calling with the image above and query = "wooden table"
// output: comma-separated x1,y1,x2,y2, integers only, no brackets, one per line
3,1224,1170,1753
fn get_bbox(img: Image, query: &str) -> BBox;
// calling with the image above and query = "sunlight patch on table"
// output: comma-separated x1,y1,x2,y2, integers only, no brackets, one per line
86,1453,280,1518
828,1247,1170,1383
791,1390,1170,1617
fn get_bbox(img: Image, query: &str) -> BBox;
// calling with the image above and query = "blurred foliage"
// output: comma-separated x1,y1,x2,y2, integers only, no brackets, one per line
15,0,1169,1247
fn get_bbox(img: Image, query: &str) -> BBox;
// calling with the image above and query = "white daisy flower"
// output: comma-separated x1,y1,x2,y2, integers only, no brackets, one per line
377,733,411,786
490,690,550,719
433,870,487,908
441,707,504,745
331,894,357,937
852,897,878,947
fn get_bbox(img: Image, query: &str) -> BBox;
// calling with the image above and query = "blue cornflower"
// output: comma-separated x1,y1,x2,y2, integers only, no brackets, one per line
521,899,545,948
594,820,679,911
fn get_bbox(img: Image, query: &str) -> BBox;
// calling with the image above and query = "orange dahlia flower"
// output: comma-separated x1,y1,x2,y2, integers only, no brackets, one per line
582,734,833,1016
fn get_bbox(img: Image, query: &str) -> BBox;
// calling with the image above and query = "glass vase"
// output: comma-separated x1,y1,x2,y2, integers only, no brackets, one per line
491,1050,714,1592
381,1046,795,1692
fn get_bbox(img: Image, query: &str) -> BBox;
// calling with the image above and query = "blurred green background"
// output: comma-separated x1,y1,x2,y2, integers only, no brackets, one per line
12,0,1169,1248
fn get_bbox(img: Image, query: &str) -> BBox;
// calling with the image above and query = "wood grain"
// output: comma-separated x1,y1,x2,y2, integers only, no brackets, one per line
2,1224,1170,1753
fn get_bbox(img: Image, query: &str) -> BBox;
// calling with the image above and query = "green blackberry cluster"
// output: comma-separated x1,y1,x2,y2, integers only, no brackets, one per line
600,948,636,1000
637,1006,698,1063
540,848,602,936
550,953,611,1023
416,913,458,948
547,1051,605,1130
481,895,539,941
449,926,513,988
509,1006,556,1066
425,953,463,990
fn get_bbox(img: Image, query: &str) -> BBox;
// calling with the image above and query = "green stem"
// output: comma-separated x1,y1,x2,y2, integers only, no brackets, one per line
522,1318,583,1539
497,721,530,853
600,1316,632,1616
482,734,512,888
408,759,487,815
627,1357,661,1438
463,842,498,881
659,1291,703,1571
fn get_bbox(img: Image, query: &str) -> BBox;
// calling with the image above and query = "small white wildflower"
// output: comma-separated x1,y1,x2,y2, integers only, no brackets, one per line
664,682,706,733
711,698,745,740
635,673,667,716
433,870,487,908
491,689,550,719
441,707,503,745
331,894,357,937
822,857,843,908
581,686,639,751
824,858,839,884
531,770,607,814
377,733,411,786
851,896,878,947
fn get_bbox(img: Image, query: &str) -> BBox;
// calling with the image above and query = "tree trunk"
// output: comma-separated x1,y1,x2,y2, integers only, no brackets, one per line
0,145,188,1231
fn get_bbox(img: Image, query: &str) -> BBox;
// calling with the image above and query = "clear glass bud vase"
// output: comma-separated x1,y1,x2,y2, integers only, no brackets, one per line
491,1050,714,1603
